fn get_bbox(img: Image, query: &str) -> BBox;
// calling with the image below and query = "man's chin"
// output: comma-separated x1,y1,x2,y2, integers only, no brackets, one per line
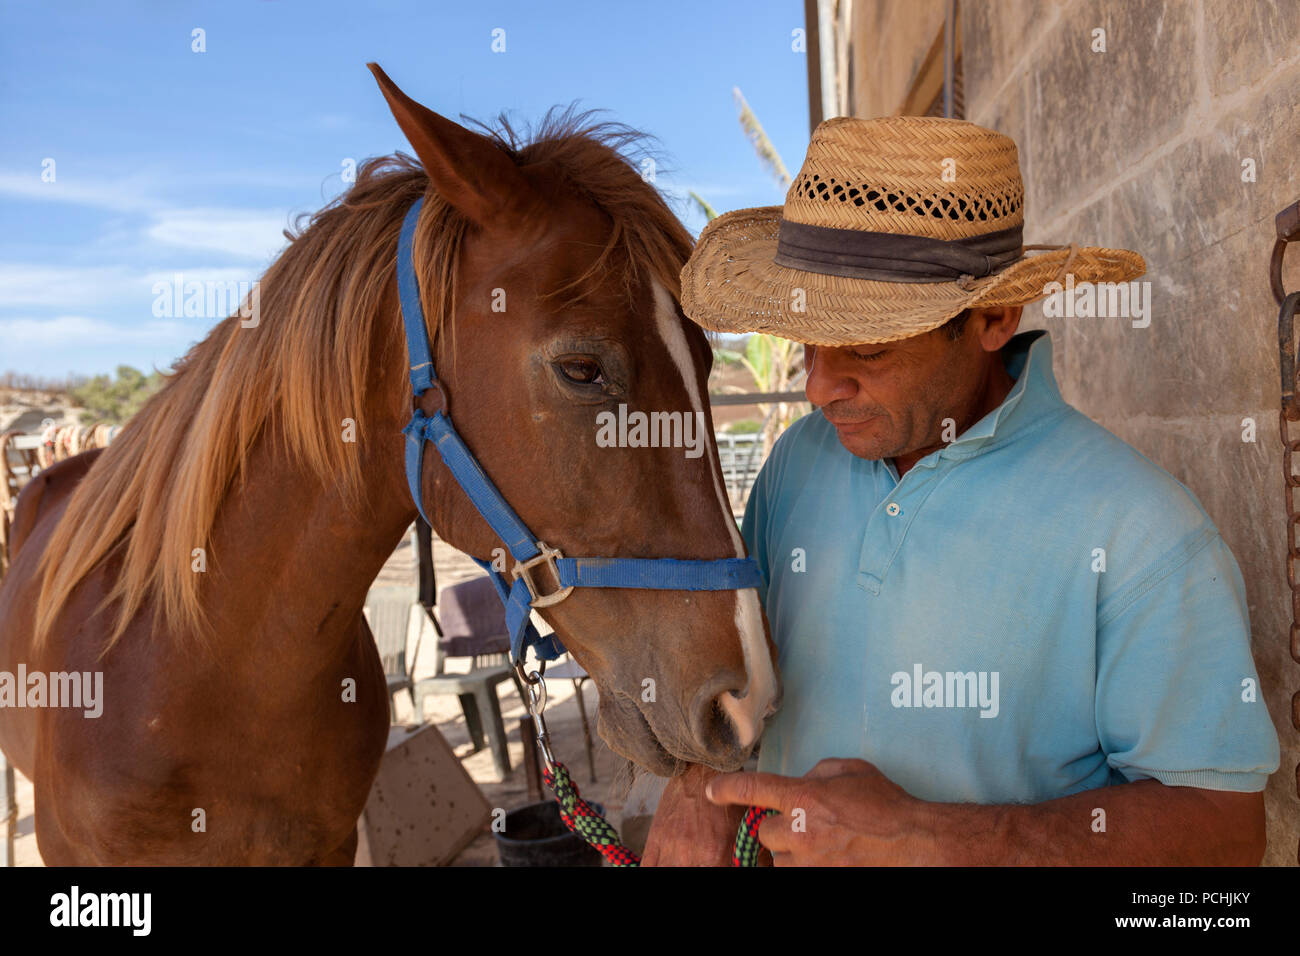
834,432,893,461
827,417,893,460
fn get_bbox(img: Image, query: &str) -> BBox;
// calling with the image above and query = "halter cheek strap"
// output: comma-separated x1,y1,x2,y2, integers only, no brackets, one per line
396,198,762,663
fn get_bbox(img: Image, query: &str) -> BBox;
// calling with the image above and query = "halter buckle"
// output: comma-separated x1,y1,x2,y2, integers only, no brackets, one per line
511,542,575,608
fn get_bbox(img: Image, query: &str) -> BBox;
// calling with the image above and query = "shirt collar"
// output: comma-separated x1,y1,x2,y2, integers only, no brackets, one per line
884,329,1064,479
938,328,1064,461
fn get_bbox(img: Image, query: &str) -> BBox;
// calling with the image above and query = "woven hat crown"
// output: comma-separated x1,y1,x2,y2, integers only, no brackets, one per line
678,113,1145,347
783,115,1025,242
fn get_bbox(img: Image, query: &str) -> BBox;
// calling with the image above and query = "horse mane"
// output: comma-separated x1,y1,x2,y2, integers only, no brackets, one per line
33,106,694,652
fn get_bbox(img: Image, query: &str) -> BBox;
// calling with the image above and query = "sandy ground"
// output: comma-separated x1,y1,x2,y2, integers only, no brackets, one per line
7,530,644,867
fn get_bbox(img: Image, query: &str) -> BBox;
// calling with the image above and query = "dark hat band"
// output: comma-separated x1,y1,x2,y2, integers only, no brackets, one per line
773,219,1024,283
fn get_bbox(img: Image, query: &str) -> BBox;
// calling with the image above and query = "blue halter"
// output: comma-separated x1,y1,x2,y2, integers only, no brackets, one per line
396,198,763,663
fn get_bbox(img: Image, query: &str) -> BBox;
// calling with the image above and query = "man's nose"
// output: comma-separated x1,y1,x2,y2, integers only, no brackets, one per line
803,345,858,408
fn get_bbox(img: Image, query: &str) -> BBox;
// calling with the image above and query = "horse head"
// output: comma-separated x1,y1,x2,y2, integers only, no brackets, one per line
371,66,781,775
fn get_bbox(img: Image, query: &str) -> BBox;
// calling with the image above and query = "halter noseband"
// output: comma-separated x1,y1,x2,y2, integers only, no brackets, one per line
396,198,763,663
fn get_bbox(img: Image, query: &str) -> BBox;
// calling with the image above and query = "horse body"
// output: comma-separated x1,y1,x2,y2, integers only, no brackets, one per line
2,420,403,864
0,66,780,864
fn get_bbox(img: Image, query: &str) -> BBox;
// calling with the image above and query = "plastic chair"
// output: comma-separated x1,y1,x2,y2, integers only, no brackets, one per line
412,576,520,781
542,655,596,782
363,584,419,722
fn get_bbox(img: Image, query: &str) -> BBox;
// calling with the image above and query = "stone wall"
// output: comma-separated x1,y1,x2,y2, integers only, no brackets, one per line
850,0,1299,864
961,0,1299,866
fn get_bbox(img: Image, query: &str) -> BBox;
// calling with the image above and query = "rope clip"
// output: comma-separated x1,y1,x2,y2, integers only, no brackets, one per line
516,659,558,773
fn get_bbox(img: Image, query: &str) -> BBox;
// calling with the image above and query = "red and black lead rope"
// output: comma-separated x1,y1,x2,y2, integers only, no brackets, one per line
732,804,777,867
543,760,776,867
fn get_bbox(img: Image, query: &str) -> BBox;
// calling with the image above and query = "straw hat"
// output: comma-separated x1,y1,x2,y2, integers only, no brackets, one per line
680,115,1145,346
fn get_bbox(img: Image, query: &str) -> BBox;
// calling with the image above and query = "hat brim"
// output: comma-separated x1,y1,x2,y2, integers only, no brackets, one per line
680,206,1147,346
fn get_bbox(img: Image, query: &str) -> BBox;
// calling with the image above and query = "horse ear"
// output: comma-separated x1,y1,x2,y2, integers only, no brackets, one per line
367,63,537,232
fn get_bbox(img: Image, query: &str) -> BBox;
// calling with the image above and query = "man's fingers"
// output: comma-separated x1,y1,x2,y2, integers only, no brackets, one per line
705,771,802,813
755,811,797,854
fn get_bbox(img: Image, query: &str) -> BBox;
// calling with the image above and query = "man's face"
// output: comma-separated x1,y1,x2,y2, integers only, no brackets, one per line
804,323,987,461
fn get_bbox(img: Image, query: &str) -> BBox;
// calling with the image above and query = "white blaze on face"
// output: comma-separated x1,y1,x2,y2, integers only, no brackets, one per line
651,280,778,748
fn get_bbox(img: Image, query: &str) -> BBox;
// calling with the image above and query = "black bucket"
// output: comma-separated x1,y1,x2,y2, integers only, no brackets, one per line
494,800,605,867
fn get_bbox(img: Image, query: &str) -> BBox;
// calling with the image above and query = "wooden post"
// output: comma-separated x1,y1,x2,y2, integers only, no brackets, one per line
1,753,15,867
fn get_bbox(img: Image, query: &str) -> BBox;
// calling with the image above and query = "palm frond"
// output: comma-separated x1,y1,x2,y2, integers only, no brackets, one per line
733,87,792,189
688,189,719,222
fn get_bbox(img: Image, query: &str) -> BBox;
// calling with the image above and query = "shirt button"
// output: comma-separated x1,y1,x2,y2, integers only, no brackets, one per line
885,502,901,516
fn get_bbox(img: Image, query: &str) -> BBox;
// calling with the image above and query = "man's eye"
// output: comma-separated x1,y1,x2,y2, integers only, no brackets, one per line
556,358,605,385
852,349,887,362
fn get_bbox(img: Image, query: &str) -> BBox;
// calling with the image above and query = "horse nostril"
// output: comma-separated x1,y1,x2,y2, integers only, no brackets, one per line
715,688,763,750
703,694,738,749
690,671,769,760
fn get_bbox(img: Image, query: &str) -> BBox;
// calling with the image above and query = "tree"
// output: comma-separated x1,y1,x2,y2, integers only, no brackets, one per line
712,335,804,458
694,88,806,456
68,365,164,424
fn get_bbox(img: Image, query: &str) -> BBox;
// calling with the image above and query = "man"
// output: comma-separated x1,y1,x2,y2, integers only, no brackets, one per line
643,115,1280,866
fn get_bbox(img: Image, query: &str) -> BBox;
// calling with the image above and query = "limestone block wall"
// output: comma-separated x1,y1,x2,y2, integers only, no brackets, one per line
955,0,1300,864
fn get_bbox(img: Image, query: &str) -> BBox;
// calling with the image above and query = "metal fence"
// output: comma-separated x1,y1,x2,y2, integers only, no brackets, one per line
715,431,766,512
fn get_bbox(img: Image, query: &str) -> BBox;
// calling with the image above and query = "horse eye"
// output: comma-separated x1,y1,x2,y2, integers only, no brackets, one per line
556,358,605,385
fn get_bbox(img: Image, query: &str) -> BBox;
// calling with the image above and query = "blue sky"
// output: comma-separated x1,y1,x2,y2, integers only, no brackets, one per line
0,0,810,380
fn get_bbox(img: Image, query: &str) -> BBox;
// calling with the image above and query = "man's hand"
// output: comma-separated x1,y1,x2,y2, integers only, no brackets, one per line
705,757,936,866
707,758,1268,866
641,763,746,866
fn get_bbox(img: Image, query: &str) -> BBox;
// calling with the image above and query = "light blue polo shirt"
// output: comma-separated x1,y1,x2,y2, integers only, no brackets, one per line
745,329,1280,803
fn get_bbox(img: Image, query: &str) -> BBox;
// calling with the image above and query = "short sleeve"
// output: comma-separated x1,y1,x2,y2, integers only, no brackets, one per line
1095,525,1280,792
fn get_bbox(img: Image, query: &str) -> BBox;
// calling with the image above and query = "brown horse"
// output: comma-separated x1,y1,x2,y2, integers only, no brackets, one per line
0,65,779,865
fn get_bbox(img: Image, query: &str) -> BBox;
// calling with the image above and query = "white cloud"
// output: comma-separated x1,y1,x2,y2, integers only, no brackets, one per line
0,168,294,262
0,170,161,215
0,315,193,347
0,264,262,311
145,208,291,261
311,113,352,131
0,315,208,376
0,264,143,308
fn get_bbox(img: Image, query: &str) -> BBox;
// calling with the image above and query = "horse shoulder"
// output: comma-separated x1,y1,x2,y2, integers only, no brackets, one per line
9,448,104,559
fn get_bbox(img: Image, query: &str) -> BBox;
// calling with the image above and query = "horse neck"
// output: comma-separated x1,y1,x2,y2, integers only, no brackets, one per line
200,404,416,664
